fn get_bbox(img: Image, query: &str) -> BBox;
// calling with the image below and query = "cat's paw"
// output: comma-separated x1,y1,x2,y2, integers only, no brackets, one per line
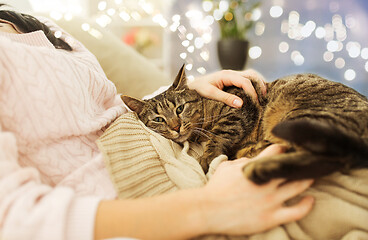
236,141,272,159
242,160,281,185
198,156,210,173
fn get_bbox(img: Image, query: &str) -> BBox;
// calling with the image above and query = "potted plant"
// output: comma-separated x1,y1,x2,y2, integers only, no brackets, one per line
204,0,262,70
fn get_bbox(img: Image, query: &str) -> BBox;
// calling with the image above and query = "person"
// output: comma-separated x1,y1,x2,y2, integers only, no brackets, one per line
0,6,314,240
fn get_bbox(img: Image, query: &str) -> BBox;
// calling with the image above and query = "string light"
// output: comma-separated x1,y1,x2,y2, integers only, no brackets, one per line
185,64,193,71
288,11,299,27
187,46,195,53
194,37,205,49
252,8,262,21
335,58,345,69
98,1,107,11
291,51,304,65
187,75,195,81
324,24,334,41
45,1,367,81
345,14,357,29
315,27,326,39
197,67,207,74
271,6,367,82
323,51,334,62
361,48,368,60
81,23,90,31
249,46,262,59
255,22,265,36
172,14,181,22
270,5,283,18
54,31,62,38
200,50,210,61
202,1,214,12
219,0,229,12
107,8,116,16
119,11,131,21
181,40,190,47
327,40,339,52
279,41,289,53
180,52,187,59
186,33,194,40
64,13,73,21
346,41,361,58
344,69,356,81
301,21,316,37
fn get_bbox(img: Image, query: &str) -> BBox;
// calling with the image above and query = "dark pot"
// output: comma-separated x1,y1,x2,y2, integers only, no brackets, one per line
217,39,249,70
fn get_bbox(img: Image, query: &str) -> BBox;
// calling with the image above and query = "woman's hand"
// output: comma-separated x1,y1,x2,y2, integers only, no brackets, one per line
198,144,314,236
188,69,267,108
95,145,314,240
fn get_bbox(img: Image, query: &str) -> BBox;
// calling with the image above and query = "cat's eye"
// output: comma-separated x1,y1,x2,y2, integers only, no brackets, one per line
176,105,184,115
153,117,165,123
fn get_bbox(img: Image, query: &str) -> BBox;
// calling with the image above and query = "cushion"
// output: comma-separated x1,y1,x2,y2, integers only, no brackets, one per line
54,16,171,98
97,112,368,239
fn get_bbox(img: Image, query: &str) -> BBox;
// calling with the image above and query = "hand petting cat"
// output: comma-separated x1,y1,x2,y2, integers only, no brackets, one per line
188,69,267,108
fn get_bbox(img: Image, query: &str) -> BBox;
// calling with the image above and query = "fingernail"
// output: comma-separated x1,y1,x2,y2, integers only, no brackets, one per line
232,98,243,108
306,196,315,204
307,179,315,186
263,88,267,96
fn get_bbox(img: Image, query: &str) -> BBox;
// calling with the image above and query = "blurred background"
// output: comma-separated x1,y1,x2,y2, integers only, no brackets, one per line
3,0,368,96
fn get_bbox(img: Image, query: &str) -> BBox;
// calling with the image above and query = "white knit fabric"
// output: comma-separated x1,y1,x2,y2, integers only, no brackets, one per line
0,17,126,240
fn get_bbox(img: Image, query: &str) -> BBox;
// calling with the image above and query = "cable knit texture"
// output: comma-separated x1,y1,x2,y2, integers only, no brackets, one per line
0,17,126,240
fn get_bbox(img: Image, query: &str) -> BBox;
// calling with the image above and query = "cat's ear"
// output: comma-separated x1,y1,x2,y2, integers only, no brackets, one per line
121,95,145,114
172,64,187,90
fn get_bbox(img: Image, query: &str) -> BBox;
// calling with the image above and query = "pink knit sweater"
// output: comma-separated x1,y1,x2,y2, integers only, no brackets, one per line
0,18,127,239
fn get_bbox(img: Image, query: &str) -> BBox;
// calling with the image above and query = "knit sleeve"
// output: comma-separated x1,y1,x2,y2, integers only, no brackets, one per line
0,17,124,240
0,124,101,240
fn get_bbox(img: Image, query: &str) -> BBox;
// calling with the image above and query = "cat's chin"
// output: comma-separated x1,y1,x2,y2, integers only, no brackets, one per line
173,134,190,143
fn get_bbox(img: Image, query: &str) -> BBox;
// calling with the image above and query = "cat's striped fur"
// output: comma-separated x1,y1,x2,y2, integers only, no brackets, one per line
122,65,368,184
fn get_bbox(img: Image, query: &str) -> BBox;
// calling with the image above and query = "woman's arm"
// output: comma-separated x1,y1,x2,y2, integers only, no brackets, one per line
95,145,314,240
188,69,267,108
0,125,101,240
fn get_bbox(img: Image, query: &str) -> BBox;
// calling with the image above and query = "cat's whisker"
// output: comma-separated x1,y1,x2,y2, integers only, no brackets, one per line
195,113,232,124
194,114,233,126
193,127,227,141
193,129,213,141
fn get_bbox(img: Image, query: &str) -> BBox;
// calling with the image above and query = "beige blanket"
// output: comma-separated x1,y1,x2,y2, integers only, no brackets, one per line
97,113,368,240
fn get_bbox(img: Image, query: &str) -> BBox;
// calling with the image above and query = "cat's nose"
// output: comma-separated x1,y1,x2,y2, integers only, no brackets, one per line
172,125,180,133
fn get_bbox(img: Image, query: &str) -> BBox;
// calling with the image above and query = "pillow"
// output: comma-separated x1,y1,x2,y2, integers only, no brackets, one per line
54,16,171,98
97,112,368,239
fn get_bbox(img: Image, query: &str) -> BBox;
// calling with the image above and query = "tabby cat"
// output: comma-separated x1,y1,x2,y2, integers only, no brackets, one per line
122,65,368,184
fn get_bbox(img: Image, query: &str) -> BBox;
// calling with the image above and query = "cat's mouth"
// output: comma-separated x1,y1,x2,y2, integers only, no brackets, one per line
173,133,191,143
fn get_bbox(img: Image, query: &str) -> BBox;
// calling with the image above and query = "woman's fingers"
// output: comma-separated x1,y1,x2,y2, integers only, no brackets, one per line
254,144,287,160
189,68,267,108
240,69,267,96
273,196,315,224
276,179,314,202
218,70,259,102
193,84,243,108
213,87,244,108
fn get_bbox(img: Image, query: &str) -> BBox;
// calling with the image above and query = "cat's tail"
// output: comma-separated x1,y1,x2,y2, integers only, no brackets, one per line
272,119,368,168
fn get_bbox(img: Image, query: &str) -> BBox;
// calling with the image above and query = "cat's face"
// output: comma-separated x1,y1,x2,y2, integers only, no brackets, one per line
122,65,204,143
